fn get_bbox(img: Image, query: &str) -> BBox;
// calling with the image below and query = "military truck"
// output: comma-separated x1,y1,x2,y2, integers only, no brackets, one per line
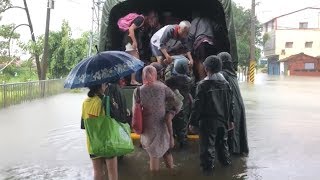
98,0,238,107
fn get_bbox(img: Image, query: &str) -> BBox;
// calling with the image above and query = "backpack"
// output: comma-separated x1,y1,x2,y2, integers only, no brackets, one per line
117,13,144,32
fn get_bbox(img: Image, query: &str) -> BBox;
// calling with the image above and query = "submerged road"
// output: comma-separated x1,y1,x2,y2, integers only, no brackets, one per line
0,74,320,180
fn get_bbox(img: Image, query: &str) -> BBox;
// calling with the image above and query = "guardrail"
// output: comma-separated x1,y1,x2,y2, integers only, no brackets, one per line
0,79,67,109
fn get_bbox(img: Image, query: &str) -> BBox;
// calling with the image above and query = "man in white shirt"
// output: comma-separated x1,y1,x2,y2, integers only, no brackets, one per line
150,21,194,66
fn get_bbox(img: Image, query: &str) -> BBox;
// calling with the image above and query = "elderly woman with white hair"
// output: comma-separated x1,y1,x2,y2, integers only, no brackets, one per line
132,65,182,172
150,20,194,66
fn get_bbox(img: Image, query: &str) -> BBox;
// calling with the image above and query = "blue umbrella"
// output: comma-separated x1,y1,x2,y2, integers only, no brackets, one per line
64,51,144,89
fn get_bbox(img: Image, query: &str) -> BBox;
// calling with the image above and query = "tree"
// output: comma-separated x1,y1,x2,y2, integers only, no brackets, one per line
0,24,20,57
0,0,11,20
232,3,262,68
23,0,42,79
0,1,89,82
0,24,20,76
0,0,42,79
48,21,89,78
22,21,90,79
0,0,14,62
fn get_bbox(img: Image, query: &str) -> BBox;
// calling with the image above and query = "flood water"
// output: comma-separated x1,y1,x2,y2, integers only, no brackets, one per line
1,74,320,180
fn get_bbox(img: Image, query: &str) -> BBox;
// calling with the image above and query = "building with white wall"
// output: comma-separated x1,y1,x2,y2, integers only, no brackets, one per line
262,7,320,75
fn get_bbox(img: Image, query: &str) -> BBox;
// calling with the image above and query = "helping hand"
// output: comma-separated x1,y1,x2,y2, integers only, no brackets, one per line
189,58,194,67
164,56,173,65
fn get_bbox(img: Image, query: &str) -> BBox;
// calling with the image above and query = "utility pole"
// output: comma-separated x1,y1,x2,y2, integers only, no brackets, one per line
247,0,256,83
23,0,42,80
41,0,54,80
88,0,104,56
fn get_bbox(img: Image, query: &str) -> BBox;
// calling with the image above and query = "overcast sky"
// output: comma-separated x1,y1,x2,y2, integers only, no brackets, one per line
234,0,320,22
1,0,92,42
1,0,320,43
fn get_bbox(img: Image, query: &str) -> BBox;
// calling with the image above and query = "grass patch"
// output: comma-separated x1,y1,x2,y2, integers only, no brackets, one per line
0,79,67,109
70,88,85,93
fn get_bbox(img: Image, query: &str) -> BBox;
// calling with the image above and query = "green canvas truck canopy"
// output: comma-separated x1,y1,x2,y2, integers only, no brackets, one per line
98,0,238,70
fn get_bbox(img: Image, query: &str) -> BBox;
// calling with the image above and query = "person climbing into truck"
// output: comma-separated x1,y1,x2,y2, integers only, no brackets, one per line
189,16,218,82
118,11,159,85
150,21,194,67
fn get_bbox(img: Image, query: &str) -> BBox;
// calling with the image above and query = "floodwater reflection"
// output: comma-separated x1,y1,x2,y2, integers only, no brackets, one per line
1,74,320,179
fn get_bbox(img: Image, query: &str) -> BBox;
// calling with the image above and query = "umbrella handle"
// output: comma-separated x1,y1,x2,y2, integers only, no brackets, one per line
95,45,99,54
105,96,111,117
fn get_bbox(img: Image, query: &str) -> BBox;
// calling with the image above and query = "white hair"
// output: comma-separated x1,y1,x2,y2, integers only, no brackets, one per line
179,20,191,30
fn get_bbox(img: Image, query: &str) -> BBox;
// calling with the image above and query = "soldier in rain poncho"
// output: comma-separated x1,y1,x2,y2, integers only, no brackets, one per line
189,55,233,175
218,52,249,155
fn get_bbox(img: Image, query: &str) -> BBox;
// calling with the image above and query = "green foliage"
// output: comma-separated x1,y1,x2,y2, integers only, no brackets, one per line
0,0,11,19
20,35,43,57
47,21,89,78
0,24,20,57
262,33,270,46
0,0,11,10
232,3,262,67
0,55,11,64
0,59,38,82
0,24,20,39
21,20,90,79
2,20,90,82
0,23,21,82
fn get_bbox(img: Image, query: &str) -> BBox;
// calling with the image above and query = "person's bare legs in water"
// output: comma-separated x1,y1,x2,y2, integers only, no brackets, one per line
126,49,141,85
92,157,118,180
149,112,175,172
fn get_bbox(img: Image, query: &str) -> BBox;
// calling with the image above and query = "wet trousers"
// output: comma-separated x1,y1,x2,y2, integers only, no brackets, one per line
172,100,191,145
199,122,231,169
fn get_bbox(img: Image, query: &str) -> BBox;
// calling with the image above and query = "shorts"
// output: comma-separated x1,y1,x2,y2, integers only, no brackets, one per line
124,43,136,52
90,154,115,160
122,31,139,52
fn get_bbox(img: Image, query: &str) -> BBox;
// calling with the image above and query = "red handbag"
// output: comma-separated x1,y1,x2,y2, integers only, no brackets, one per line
132,87,143,134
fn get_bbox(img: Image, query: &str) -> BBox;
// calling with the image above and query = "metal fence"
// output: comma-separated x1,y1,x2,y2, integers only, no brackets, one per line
0,79,67,109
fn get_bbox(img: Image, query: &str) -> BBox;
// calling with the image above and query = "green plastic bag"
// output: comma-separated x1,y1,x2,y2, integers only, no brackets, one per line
84,96,134,158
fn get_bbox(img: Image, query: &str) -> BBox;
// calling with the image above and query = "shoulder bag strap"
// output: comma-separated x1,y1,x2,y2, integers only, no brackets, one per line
105,96,111,117
136,87,141,104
